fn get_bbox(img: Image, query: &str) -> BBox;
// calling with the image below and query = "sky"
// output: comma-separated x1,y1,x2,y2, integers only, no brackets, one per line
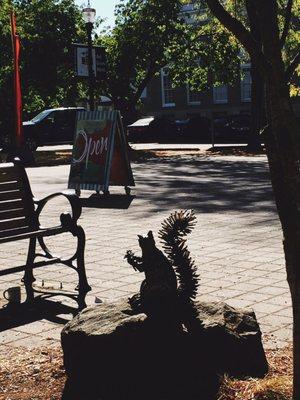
75,0,120,27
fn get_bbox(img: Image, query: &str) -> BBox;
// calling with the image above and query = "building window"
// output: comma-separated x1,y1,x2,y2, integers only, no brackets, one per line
187,84,201,105
161,68,175,107
140,87,147,99
181,3,208,24
241,67,251,102
213,85,228,104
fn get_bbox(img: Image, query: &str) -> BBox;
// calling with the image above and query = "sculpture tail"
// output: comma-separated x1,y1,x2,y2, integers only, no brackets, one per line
158,210,199,306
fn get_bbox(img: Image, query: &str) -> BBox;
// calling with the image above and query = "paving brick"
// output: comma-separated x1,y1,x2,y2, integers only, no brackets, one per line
225,298,256,309
0,155,293,349
269,326,292,342
259,314,292,328
252,302,288,314
13,322,55,335
0,330,29,345
254,286,289,296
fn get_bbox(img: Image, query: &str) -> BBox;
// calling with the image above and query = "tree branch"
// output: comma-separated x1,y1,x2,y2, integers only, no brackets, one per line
132,61,159,105
205,0,270,77
280,0,293,48
286,50,300,82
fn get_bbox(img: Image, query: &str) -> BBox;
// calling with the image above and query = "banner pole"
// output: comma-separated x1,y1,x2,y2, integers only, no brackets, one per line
10,9,23,149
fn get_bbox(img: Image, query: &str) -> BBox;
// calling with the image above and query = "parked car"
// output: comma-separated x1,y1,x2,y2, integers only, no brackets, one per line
213,116,231,139
21,107,85,151
213,114,250,141
228,115,251,140
148,116,177,142
127,117,155,142
175,116,211,142
127,116,177,142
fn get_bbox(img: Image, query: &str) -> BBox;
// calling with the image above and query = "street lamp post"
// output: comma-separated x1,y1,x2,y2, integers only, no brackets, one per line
82,2,96,111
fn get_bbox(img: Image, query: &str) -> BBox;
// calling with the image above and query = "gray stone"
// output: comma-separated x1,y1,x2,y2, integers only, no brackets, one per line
61,299,268,400
193,301,268,378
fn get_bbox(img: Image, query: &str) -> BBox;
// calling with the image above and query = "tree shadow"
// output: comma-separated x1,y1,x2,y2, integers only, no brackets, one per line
132,156,276,217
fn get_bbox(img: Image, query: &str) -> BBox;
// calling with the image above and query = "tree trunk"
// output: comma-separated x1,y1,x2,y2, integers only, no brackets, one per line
204,1,300,397
246,0,263,152
264,80,300,400
112,98,139,126
254,3,300,394
284,237,300,400
248,65,264,151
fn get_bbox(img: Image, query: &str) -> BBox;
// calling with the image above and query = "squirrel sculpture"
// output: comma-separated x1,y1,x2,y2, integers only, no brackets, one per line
125,230,178,318
125,210,199,325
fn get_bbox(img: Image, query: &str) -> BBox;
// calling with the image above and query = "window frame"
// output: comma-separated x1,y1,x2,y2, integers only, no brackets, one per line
213,84,228,104
161,68,176,108
186,84,202,105
241,64,252,103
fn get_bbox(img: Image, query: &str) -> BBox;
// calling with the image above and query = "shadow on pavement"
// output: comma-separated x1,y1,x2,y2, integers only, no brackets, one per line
132,156,276,217
0,298,77,332
0,149,72,168
80,194,135,209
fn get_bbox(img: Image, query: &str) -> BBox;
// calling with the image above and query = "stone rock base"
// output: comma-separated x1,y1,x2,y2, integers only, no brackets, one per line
61,300,268,400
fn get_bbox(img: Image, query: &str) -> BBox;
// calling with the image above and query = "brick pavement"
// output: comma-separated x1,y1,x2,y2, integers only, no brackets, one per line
0,154,292,349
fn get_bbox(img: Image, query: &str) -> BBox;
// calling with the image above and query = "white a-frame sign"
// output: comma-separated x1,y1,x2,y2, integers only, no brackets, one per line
68,109,135,194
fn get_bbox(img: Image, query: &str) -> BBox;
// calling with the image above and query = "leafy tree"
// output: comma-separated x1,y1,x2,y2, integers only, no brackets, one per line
0,0,16,135
168,3,240,94
200,0,300,397
171,0,299,149
97,0,187,123
0,0,85,135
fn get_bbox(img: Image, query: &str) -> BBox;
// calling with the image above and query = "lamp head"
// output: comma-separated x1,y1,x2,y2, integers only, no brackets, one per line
82,6,96,24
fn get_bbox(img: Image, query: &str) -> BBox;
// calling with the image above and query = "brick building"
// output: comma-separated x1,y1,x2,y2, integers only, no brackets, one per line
140,3,300,121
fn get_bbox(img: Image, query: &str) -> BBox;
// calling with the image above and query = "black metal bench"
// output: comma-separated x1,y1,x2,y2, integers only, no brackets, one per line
0,159,91,309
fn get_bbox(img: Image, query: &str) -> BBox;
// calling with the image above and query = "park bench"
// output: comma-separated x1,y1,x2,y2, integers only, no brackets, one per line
0,158,91,309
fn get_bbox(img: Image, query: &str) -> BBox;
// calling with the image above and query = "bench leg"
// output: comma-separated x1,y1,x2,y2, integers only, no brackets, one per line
76,226,91,310
23,237,36,303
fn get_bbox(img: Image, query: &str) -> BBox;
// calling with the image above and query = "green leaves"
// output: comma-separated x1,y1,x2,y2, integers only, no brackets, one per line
96,0,187,121
0,0,84,132
168,2,241,91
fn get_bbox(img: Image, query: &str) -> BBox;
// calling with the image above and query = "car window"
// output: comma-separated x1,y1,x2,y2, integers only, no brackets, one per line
43,113,55,124
31,110,52,123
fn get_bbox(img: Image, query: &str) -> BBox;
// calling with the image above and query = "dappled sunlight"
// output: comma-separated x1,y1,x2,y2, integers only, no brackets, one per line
130,155,275,217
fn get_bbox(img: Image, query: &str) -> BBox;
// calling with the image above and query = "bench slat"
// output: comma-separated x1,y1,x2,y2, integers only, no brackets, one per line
0,226,65,243
0,209,28,221
0,218,29,233
0,226,30,240
0,182,22,192
0,169,19,183
0,200,25,212
0,190,24,202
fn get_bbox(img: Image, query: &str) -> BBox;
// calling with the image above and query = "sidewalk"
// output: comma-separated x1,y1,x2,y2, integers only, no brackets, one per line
130,142,247,151
0,152,291,349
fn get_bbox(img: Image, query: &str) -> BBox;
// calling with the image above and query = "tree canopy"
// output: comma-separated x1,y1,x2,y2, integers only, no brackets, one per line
97,0,187,122
170,0,299,93
0,0,85,134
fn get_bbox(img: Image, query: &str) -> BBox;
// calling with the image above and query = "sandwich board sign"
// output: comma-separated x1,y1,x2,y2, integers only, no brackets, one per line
68,109,134,194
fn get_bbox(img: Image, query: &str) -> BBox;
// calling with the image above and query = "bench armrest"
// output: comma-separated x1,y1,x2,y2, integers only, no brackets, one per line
34,193,82,223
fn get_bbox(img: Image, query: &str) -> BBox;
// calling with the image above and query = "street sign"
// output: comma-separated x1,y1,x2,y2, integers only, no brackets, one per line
68,109,134,194
95,47,106,77
74,44,106,81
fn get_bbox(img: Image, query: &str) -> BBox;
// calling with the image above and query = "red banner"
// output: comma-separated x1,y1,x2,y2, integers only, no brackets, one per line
10,10,23,147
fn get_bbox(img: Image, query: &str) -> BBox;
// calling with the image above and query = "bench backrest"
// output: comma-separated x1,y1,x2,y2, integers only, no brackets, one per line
0,160,36,239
